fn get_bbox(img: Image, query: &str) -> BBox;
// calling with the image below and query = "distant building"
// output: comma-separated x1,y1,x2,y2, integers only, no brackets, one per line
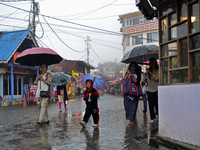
98,62,124,79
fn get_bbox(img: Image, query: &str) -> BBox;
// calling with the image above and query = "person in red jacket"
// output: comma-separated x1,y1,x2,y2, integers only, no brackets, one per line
80,79,100,128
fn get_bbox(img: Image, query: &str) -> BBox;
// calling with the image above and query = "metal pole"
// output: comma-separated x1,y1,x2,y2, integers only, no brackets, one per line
32,0,36,37
86,36,90,64
11,63,13,106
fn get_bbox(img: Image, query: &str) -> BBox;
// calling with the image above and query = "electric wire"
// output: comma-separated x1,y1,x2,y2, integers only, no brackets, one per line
42,15,86,53
90,44,105,63
0,9,18,21
0,2,122,36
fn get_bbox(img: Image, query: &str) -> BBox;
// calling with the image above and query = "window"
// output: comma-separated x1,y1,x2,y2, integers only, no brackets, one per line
133,18,139,25
162,59,168,84
171,22,188,40
179,0,187,21
3,74,9,95
191,3,199,34
139,17,144,24
161,42,177,57
161,17,168,43
126,36,130,46
192,51,200,82
180,39,188,67
147,32,158,43
132,34,143,45
130,20,132,26
159,0,200,84
127,20,129,26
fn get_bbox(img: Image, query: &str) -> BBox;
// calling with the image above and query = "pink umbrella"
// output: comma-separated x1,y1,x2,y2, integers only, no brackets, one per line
143,60,159,65
114,78,123,82
15,47,62,66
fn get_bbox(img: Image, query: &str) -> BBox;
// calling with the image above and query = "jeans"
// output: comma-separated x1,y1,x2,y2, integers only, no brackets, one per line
147,91,158,120
142,94,147,112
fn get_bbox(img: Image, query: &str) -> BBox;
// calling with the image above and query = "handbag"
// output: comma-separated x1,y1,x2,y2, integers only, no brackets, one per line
53,91,58,97
39,78,50,98
122,78,143,97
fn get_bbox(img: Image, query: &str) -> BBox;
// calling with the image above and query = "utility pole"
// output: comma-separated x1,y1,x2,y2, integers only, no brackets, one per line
85,36,91,64
32,0,36,37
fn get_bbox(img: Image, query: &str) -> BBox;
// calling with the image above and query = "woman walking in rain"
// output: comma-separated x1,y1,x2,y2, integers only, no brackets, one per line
34,64,52,124
146,57,159,124
57,84,68,112
123,61,141,125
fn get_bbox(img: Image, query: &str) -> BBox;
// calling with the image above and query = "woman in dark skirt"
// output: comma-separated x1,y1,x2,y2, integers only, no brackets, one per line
123,61,141,125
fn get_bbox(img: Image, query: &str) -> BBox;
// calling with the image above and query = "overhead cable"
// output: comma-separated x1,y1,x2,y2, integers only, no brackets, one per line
42,15,86,53
0,2,122,36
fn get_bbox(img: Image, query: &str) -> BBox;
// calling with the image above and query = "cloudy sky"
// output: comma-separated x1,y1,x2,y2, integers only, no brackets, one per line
0,0,139,67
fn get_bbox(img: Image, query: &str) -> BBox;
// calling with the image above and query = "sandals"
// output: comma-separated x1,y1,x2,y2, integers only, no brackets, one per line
44,120,49,124
37,121,42,124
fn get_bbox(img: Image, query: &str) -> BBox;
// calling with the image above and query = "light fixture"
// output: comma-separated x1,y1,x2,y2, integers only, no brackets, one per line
191,16,196,23
120,70,123,73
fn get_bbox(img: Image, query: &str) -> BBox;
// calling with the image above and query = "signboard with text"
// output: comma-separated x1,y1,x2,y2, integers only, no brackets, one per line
7,67,29,74
29,85,37,99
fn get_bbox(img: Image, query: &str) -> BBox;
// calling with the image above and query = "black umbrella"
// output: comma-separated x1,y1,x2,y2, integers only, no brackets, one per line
15,47,63,66
121,45,159,64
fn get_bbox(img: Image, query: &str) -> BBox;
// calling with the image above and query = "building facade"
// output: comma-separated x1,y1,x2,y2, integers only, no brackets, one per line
0,29,38,104
136,0,200,148
119,11,159,74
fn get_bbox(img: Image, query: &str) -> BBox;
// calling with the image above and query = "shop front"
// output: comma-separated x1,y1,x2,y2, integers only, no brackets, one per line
0,29,39,105
136,0,200,148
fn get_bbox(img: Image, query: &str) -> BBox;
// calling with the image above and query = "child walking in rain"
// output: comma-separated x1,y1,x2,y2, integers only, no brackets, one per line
80,79,100,128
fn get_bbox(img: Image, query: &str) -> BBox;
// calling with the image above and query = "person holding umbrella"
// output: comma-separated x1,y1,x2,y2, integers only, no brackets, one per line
146,57,159,124
123,61,141,125
34,64,52,124
57,85,68,112
51,72,71,112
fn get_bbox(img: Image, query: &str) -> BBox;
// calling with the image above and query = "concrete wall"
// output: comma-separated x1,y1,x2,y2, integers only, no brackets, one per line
158,84,200,147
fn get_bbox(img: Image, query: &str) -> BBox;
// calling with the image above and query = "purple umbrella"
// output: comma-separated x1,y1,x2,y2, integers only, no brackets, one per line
15,47,62,66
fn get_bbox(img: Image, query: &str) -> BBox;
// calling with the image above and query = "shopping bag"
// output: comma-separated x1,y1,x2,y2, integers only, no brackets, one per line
122,78,143,97
53,91,58,97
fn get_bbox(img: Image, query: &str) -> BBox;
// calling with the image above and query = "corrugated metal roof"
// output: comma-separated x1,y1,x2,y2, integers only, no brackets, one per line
0,29,30,63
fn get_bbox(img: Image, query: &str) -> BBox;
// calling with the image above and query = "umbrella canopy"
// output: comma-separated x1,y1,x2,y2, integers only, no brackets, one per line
114,78,123,82
78,74,106,91
15,47,63,66
121,45,159,64
51,72,71,86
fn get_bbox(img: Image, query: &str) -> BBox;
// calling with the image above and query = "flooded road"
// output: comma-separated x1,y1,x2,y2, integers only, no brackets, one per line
0,94,177,150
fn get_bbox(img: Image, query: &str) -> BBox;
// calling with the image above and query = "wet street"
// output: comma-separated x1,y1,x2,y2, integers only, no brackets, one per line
0,94,177,150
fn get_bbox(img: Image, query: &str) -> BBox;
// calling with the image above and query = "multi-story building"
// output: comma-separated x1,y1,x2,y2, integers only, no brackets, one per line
118,11,159,73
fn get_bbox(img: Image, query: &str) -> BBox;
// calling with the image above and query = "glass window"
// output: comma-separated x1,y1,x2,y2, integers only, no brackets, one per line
133,18,139,25
130,20,132,26
191,3,199,34
139,17,144,24
161,42,177,57
132,34,143,45
170,13,177,26
171,22,188,40
144,19,150,23
192,51,200,82
191,34,200,50
161,18,168,43
147,32,158,43
180,39,188,67
171,69,188,84
171,57,178,69
160,0,177,16
126,36,130,46
179,0,187,21
162,59,168,84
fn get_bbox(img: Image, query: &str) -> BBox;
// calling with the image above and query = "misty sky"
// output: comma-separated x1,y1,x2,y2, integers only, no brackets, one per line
0,0,139,67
